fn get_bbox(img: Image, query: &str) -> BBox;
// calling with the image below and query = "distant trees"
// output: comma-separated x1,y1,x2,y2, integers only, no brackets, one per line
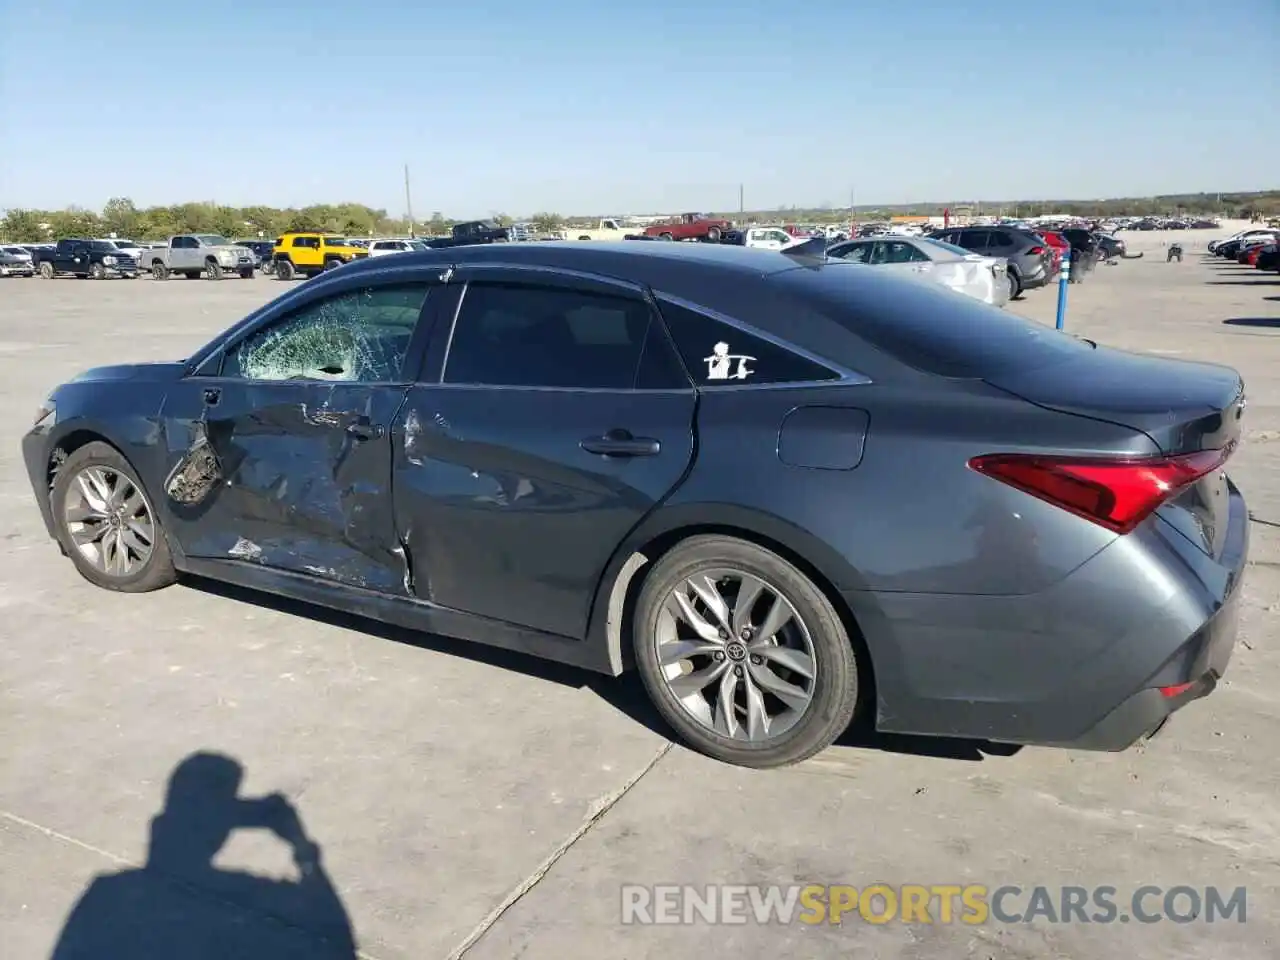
3,191,1277,244
531,212,564,233
0,200,414,242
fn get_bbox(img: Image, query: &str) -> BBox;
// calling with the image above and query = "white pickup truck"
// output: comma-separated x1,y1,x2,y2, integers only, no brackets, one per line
572,218,629,241
144,234,256,280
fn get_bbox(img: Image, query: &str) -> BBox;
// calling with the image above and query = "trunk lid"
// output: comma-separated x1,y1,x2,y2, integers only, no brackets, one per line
988,346,1245,556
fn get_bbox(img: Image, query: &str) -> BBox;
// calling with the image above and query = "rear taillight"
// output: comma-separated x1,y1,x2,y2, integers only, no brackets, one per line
968,448,1233,534
1028,246,1045,256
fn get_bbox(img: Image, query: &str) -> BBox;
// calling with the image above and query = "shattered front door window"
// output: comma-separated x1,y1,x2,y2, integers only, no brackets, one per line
227,283,431,383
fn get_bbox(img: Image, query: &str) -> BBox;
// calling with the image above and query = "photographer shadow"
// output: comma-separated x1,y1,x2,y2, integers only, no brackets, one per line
50,752,357,959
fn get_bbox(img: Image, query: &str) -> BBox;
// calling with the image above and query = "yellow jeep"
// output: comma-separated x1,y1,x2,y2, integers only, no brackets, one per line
272,233,368,280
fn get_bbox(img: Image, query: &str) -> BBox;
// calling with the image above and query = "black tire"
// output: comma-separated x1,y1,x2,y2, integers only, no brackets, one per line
49,441,177,594
323,257,342,271
152,262,169,280
204,259,223,280
632,535,859,768
276,258,296,281
578,235,591,241
1007,271,1020,300
239,267,254,279
90,262,106,280
706,226,722,242
659,232,674,241
38,261,54,279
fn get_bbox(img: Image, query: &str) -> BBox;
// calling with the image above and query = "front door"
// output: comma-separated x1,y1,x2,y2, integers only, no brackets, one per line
392,266,697,640
158,278,437,593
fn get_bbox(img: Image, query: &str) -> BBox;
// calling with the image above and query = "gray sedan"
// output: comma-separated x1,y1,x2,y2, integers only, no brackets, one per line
828,236,1011,307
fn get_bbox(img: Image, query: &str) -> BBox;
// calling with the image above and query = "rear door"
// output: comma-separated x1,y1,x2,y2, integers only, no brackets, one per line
391,265,697,640
158,275,439,592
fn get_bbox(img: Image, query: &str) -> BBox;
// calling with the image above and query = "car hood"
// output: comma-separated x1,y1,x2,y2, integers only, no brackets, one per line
67,361,188,385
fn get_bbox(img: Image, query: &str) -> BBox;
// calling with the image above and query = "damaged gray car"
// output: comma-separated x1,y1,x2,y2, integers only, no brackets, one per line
22,242,1250,768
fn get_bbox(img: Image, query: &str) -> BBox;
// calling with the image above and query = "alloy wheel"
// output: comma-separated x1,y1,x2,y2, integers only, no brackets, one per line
655,569,817,742
62,465,155,577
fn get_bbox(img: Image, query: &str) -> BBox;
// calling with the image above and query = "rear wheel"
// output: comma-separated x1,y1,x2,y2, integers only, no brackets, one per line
632,535,859,768
1007,272,1019,300
50,442,177,593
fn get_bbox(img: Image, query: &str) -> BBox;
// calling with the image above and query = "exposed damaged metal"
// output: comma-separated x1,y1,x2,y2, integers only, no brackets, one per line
227,537,263,561
164,434,223,505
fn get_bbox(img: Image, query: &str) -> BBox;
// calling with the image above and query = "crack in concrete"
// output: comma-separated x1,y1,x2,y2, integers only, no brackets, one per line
447,741,674,960
0,808,387,960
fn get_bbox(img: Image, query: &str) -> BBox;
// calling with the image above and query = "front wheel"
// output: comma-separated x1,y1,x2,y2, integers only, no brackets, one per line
632,535,860,768
38,261,54,279
204,260,223,280
50,442,177,593
275,258,296,280
151,262,169,280
659,232,674,241
705,226,722,242
90,262,106,280
239,267,254,279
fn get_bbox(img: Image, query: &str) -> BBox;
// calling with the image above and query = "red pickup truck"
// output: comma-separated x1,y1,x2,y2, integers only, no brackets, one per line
643,213,732,241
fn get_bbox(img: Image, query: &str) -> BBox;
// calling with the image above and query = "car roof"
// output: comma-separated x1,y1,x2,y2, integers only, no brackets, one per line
337,240,817,285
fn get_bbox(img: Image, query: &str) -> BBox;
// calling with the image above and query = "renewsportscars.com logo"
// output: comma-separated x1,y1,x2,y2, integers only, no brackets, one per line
621,884,1248,926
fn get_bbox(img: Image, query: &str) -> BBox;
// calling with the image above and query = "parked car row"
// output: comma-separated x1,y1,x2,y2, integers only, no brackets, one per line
1209,227,1280,271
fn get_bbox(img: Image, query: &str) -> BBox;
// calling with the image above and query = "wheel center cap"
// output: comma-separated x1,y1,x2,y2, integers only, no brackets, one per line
726,642,747,662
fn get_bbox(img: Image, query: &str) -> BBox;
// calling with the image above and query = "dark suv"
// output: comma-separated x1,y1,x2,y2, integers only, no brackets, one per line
928,226,1054,298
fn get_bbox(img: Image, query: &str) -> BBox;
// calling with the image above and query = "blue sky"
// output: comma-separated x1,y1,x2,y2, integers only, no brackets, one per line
1,0,1276,216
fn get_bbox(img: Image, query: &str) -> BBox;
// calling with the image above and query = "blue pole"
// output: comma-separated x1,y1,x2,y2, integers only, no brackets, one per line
1055,249,1070,330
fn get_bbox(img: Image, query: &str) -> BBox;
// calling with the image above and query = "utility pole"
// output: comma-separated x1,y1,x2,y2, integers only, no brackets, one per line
738,184,744,214
404,164,415,238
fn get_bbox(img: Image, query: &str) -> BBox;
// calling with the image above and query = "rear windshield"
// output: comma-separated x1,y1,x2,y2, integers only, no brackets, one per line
770,261,1094,379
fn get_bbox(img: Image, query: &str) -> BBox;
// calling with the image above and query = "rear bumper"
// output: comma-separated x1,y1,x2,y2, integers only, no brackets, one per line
1019,265,1050,289
848,479,1249,749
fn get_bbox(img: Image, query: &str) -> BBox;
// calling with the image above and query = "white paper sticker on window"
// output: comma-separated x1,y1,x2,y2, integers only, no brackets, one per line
703,342,756,381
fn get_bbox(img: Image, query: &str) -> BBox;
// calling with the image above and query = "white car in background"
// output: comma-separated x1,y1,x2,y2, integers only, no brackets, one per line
366,238,429,257
826,235,1011,307
740,226,806,250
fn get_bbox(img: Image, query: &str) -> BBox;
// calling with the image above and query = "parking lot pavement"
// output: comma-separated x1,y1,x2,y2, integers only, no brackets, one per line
1,244,1278,959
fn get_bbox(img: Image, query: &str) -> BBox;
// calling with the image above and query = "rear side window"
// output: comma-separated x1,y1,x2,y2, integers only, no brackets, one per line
444,282,651,389
987,230,1016,250
769,263,1094,379
657,300,840,387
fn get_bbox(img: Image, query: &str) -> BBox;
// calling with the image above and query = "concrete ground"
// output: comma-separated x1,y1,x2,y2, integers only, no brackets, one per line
1,228,1277,959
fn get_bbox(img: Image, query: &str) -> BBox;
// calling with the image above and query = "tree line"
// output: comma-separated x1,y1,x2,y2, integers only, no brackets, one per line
2,191,1276,243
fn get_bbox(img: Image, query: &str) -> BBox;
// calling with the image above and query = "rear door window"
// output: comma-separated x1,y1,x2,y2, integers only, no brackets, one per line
769,262,1095,379
958,230,989,251
987,230,1016,251
443,282,651,389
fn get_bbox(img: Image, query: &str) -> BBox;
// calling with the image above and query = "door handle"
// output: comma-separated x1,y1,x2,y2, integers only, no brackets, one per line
346,421,385,441
202,387,221,406
580,430,660,457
